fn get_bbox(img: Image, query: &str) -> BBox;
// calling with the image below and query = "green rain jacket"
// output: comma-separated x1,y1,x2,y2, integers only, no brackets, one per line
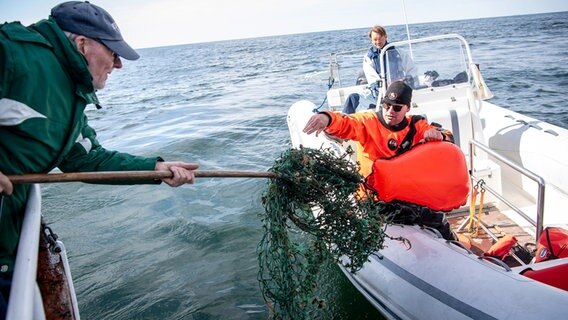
0,18,161,274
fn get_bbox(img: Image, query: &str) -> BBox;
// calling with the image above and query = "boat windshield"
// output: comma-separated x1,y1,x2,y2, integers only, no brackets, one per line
328,35,472,94
383,36,471,91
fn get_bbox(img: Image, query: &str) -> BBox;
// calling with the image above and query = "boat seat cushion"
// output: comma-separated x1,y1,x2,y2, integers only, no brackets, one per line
420,107,473,155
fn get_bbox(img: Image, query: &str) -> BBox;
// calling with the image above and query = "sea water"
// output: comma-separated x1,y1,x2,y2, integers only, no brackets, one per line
41,11,567,319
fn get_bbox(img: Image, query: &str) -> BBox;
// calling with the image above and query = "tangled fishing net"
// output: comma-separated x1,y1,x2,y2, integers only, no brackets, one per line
258,146,393,319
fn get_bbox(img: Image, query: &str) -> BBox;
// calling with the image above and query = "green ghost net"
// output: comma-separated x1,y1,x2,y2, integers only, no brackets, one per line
258,146,392,319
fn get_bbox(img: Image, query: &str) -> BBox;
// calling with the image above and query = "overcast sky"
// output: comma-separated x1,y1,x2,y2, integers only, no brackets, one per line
2,0,567,49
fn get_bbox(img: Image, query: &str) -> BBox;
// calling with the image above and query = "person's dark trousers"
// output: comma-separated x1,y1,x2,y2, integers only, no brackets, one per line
342,93,361,114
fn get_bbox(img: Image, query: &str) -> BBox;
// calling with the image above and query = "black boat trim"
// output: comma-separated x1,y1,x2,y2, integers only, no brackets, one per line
354,254,499,320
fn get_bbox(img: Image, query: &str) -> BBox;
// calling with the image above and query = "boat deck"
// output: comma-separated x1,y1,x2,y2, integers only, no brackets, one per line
447,206,535,267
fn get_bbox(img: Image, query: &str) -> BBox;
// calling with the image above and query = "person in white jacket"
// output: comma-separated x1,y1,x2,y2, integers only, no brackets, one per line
363,25,417,87
343,26,417,114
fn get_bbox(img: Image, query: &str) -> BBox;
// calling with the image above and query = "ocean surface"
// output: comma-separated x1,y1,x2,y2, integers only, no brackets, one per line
41,11,567,319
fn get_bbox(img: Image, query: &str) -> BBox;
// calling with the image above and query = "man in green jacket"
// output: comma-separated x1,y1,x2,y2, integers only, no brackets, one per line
0,1,199,314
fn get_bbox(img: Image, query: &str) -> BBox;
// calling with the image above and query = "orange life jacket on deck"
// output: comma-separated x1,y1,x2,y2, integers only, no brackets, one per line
484,234,517,260
365,141,470,211
535,227,568,262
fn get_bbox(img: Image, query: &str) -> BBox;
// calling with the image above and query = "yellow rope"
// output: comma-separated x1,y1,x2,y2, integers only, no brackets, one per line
474,185,486,236
467,184,478,233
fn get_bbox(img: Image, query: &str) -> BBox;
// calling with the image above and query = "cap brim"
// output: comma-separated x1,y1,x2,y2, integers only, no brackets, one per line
100,39,140,61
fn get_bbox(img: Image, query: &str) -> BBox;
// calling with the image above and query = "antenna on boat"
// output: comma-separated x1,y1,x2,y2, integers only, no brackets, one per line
401,0,413,59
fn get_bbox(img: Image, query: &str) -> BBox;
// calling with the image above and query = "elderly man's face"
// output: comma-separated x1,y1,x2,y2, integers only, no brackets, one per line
76,37,122,90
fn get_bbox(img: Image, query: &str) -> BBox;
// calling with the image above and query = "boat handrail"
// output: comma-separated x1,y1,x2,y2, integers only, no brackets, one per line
478,255,513,272
447,240,474,255
468,140,546,241
6,184,46,320
421,225,443,239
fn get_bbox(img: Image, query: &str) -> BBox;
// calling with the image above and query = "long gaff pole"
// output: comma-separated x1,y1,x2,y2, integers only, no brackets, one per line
8,170,279,184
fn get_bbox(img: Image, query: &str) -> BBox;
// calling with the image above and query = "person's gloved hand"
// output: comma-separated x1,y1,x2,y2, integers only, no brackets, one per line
367,81,380,99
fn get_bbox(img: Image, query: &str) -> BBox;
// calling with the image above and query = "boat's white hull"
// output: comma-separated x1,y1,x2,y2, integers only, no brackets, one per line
339,224,568,320
479,101,568,229
287,34,568,320
288,99,568,319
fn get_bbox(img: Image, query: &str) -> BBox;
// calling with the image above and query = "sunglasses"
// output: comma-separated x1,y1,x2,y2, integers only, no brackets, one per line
383,102,405,112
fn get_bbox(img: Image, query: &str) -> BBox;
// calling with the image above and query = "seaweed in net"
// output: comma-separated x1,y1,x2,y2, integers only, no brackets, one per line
258,146,394,319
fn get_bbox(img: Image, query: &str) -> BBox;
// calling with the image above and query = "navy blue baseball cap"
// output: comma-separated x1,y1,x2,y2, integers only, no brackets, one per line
51,1,139,60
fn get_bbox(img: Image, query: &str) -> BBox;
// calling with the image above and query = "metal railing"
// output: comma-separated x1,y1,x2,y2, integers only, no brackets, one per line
468,139,546,241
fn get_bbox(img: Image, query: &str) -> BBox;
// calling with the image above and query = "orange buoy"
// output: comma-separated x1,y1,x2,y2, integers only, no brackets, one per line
366,142,470,211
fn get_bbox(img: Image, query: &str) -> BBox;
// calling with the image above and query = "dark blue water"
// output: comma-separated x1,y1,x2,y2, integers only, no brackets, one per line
41,11,567,319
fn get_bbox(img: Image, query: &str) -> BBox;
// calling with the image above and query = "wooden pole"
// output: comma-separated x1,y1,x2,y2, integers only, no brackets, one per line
7,170,278,184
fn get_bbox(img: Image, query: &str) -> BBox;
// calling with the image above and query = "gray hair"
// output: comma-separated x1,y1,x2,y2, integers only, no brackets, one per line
63,31,79,41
